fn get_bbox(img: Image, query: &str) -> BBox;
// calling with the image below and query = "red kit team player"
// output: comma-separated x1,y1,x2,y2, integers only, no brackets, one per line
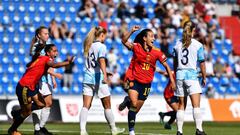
8,44,75,135
119,65,181,130
120,25,176,135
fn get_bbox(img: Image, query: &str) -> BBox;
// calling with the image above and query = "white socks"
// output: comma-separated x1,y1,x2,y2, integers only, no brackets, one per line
40,107,51,128
32,109,41,131
80,107,89,132
32,107,51,130
129,130,135,135
104,109,116,130
176,110,185,133
193,108,203,131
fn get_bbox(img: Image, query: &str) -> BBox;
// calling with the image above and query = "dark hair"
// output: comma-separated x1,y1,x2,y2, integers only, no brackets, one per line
44,44,56,54
134,29,152,46
26,44,55,67
35,26,48,39
26,43,45,67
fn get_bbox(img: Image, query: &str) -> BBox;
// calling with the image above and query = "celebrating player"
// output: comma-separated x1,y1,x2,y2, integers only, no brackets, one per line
8,44,75,135
30,26,61,135
121,25,176,135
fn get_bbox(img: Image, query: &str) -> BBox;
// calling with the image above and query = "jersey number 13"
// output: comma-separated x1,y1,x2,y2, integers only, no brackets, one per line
87,52,97,68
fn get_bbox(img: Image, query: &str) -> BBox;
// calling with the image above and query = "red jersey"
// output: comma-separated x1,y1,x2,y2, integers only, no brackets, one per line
19,56,52,91
132,43,167,84
164,71,175,99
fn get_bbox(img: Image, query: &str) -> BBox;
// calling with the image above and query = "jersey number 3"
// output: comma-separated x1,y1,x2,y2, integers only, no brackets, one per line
181,48,189,65
87,52,97,68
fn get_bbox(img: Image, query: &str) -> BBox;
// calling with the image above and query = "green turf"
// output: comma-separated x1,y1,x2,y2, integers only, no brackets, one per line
1,122,240,135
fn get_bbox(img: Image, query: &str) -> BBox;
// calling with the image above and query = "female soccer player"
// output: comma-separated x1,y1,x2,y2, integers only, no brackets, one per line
8,44,75,135
156,69,187,130
173,21,207,135
121,26,176,135
79,26,125,135
30,26,61,135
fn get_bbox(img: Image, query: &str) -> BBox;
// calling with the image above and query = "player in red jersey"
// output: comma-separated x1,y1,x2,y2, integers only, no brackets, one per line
121,26,176,135
8,44,75,135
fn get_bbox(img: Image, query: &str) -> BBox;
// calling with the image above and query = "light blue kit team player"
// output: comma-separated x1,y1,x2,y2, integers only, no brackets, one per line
79,26,125,135
173,21,207,135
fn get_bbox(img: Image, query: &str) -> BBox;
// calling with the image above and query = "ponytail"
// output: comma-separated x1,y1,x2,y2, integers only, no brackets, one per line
30,26,48,56
182,21,195,48
83,26,107,57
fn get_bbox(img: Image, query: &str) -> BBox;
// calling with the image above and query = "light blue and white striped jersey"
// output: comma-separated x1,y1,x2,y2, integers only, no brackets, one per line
31,40,51,56
83,41,107,85
173,39,205,80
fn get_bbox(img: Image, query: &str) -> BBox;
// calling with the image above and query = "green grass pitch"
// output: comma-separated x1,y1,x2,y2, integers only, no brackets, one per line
1,122,240,135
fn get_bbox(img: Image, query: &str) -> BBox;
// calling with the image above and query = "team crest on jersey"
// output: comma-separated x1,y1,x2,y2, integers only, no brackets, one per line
146,54,150,61
66,103,79,116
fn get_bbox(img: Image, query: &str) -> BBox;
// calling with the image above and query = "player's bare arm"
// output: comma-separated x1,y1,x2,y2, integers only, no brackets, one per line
162,61,176,91
99,57,108,84
47,56,75,68
121,25,140,50
200,61,206,87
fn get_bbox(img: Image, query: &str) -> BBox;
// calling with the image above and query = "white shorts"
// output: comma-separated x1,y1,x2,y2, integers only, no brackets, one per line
82,83,110,99
175,80,202,97
39,82,52,96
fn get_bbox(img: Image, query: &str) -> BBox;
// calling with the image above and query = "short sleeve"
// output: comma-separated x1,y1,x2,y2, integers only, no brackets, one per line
132,43,140,54
158,50,167,63
197,45,205,62
98,45,107,58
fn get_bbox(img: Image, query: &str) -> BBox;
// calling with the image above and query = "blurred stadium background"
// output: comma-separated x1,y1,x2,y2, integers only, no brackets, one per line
0,0,240,135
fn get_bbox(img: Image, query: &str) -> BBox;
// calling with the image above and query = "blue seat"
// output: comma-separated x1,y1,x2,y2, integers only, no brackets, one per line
6,82,15,95
216,86,227,95
71,83,82,94
209,77,220,88
214,39,222,53
223,39,232,51
0,84,4,95
112,86,124,94
219,76,230,87
226,86,238,95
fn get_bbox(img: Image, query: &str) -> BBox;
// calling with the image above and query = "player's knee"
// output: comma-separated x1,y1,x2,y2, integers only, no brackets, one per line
83,104,92,109
131,101,137,108
45,100,52,107
22,110,31,117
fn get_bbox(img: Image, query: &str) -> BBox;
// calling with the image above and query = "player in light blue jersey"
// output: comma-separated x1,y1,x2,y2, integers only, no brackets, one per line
173,21,207,135
29,26,62,135
80,26,125,135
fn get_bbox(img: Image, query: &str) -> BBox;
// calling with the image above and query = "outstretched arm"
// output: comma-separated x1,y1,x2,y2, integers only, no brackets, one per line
121,25,140,50
47,56,75,68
